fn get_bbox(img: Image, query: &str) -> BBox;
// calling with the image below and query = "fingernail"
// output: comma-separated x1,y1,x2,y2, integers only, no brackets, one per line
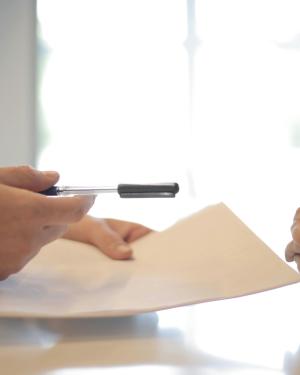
43,171,59,179
117,244,132,254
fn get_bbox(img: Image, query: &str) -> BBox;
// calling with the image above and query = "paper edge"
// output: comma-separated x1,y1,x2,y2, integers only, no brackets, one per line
0,277,299,319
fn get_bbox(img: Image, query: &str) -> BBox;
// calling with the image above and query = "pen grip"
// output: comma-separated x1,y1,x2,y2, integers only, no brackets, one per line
39,186,58,196
117,183,179,198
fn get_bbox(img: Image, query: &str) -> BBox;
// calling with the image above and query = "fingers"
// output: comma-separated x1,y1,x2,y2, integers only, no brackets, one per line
292,222,300,246
285,241,297,262
91,220,133,260
106,218,152,242
125,225,152,243
0,165,59,192
42,195,96,225
285,208,300,265
63,216,152,260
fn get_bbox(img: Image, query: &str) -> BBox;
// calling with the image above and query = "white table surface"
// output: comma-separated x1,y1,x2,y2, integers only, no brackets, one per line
2,281,300,375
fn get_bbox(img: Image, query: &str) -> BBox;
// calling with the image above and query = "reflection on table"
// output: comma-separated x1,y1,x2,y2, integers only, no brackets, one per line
1,282,300,374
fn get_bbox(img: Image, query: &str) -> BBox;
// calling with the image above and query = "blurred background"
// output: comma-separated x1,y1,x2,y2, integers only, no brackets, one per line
1,0,300,259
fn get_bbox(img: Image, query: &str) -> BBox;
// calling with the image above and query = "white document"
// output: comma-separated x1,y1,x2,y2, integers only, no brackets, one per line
0,203,299,317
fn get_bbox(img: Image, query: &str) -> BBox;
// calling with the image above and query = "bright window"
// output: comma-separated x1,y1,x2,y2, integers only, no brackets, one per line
37,0,300,254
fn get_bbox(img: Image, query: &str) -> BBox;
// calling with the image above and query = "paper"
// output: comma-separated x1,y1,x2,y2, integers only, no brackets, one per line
0,203,299,317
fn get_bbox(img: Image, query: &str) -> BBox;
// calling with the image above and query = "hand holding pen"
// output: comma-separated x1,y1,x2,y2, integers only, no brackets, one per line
0,166,95,280
0,166,180,279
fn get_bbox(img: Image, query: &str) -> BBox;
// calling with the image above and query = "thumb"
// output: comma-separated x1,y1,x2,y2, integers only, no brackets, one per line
0,165,59,192
91,220,133,260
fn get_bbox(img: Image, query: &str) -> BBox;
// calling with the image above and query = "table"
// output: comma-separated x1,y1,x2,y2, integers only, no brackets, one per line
1,282,300,375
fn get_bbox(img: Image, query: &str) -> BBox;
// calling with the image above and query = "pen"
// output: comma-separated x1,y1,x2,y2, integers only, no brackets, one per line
39,183,179,198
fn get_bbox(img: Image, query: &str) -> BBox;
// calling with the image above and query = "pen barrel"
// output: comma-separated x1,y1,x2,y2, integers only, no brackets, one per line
39,183,180,197
117,183,179,198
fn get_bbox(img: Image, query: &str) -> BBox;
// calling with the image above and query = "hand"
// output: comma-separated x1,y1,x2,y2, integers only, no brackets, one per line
0,166,95,280
63,215,152,259
285,208,300,271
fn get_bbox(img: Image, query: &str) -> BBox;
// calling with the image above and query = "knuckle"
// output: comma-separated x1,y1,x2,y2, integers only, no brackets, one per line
18,165,35,177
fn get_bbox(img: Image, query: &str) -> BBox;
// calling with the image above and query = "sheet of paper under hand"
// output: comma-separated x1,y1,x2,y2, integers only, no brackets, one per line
0,203,299,318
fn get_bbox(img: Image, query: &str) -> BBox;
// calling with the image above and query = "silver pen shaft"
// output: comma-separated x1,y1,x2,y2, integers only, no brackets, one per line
56,186,117,196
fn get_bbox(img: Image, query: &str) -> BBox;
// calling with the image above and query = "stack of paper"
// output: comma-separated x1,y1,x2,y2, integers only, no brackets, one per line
0,203,298,317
